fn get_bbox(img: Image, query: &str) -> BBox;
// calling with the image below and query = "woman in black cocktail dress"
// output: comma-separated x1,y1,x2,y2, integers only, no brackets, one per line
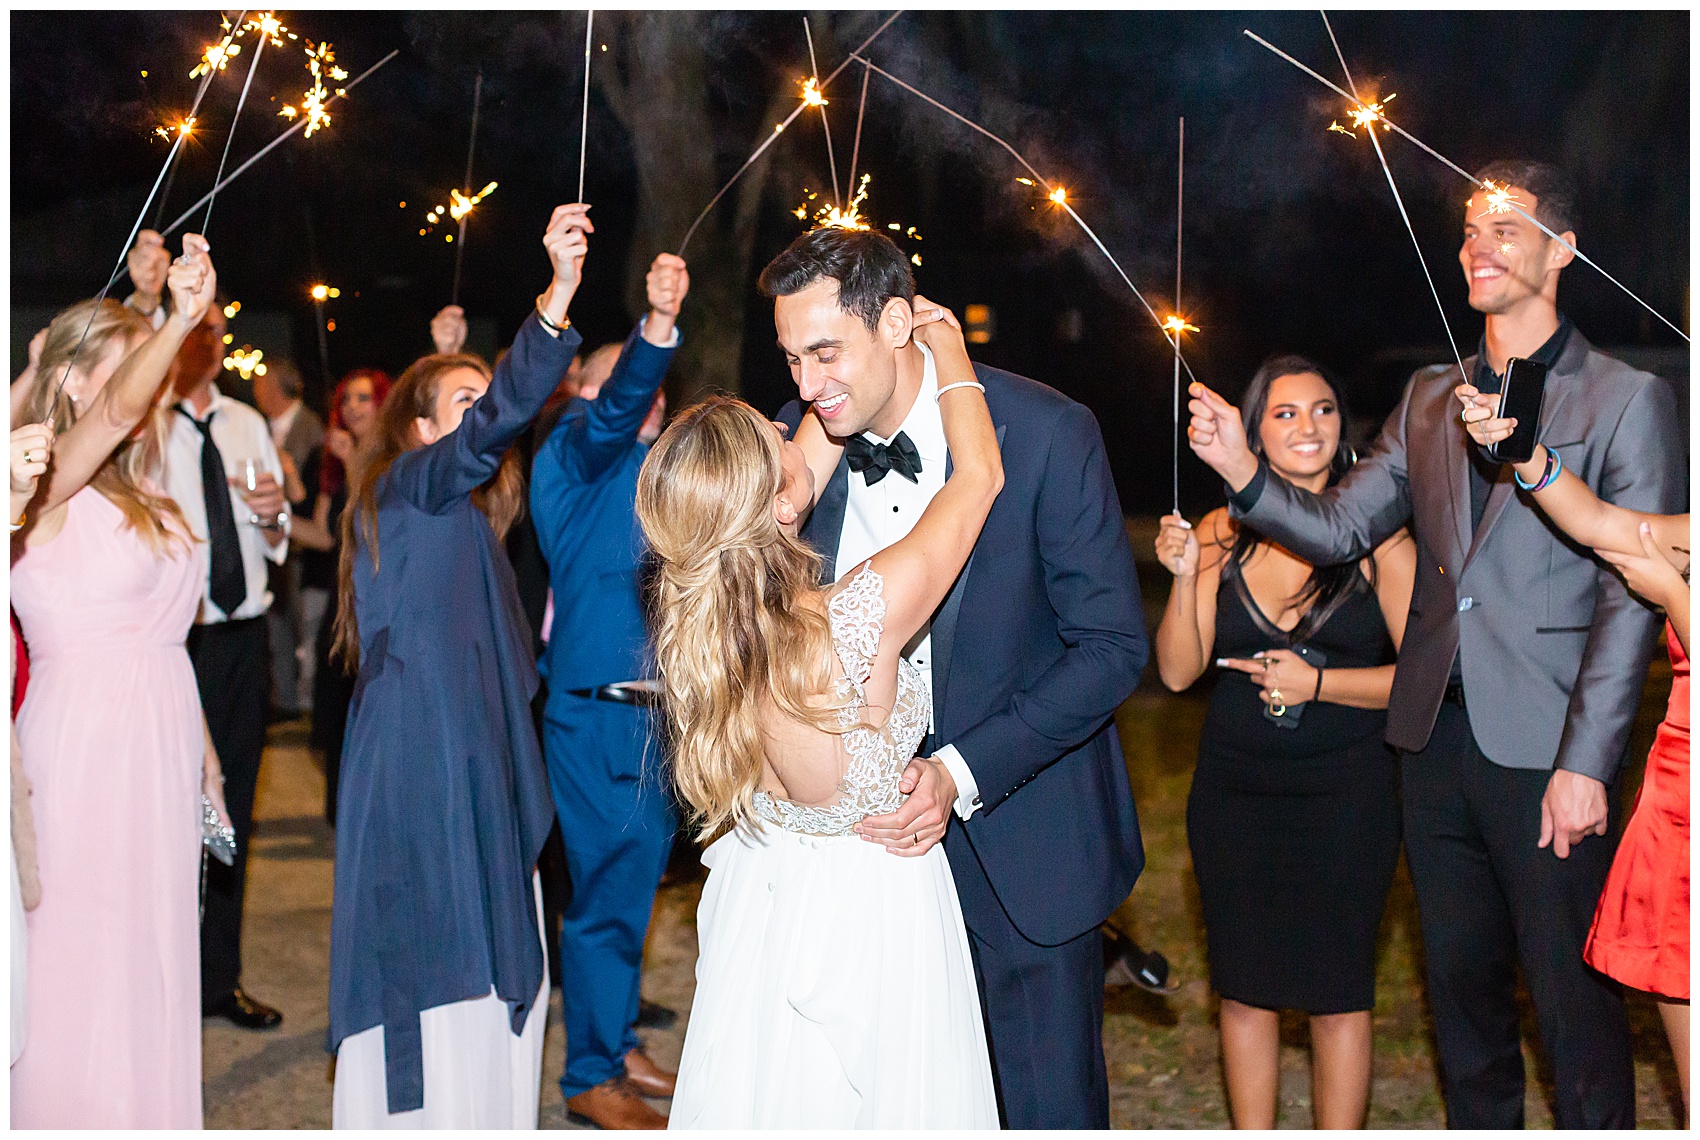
1156,355,1415,1129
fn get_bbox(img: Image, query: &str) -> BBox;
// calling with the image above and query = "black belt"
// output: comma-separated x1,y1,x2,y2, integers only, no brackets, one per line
1442,680,1468,709
565,684,660,708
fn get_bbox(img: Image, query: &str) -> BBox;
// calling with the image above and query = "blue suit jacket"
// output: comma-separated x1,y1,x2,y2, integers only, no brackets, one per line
328,313,580,1113
531,322,678,705
779,363,1147,945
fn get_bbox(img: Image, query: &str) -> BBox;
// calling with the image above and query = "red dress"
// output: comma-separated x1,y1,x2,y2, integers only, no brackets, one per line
1585,621,1689,1000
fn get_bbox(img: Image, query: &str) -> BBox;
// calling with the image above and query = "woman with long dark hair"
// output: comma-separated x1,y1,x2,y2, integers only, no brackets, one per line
1155,355,1415,1128
325,205,588,1127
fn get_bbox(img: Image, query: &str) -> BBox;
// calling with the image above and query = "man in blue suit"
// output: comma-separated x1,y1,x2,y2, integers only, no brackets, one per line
768,228,1148,1129
530,253,689,1129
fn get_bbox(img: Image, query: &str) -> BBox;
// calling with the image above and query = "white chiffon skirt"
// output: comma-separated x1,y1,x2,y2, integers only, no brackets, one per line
671,826,999,1130
332,875,548,1129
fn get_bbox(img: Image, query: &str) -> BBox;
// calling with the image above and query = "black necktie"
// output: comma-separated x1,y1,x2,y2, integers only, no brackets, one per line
845,430,922,486
180,406,247,617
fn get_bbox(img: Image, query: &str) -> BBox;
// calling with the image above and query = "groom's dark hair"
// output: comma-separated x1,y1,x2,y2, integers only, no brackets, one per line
758,228,916,332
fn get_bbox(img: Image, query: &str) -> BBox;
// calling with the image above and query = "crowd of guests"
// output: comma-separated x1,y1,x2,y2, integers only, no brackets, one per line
5,155,1688,1132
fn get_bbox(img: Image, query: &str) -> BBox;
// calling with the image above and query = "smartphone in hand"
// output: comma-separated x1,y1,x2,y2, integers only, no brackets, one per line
1487,357,1549,464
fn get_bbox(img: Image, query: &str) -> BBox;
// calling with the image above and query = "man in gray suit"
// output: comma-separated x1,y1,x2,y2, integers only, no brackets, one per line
1187,160,1681,1128
255,359,324,716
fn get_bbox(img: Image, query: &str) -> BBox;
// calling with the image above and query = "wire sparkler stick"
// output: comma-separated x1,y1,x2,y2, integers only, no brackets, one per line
204,13,284,235
852,54,1199,386
803,17,841,208
50,11,247,411
577,11,593,203
847,60,870,195
158,50,400,242
1318,13,1466,380
452,70,484,306
1172,117,1183,516
1245,27,1689,343
677,9,903,255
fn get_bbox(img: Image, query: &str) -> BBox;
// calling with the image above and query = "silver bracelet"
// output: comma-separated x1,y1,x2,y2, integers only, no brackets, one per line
935,380,986,402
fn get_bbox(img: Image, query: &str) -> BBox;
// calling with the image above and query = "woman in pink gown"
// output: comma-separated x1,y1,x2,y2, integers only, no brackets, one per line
10,237,219,1126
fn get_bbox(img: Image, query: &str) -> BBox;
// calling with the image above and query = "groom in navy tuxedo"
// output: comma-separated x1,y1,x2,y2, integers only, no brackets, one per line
769,228,1147,1128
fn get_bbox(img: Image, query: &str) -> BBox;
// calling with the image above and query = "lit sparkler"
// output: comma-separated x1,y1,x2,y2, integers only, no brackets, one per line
53,11,246,413
158,50,401,241
309,284,341,301
578,12,594,202
1246,24,1689,343
190,16,243,79
155,118,196,142
801,77,828,108
202,12,295,234
1312,13,1465,379
857,56,1199,384
676,9,905,256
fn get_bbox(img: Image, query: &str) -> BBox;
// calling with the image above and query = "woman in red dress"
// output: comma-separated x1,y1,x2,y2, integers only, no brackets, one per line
1461,388,1690,1121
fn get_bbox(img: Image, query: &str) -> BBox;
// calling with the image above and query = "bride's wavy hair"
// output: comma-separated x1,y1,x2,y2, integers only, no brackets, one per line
635,396,845,839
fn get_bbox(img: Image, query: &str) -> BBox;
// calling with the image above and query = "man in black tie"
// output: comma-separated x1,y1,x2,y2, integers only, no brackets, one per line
160,302,290,1030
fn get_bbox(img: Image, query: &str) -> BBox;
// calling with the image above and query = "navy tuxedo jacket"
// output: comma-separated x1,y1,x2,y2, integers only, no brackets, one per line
779,362,1147,945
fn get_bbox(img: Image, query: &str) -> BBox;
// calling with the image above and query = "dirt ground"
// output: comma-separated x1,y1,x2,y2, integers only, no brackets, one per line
203,561,1683,1129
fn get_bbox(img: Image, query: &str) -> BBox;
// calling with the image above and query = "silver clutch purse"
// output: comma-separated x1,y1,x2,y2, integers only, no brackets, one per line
202,793,236,866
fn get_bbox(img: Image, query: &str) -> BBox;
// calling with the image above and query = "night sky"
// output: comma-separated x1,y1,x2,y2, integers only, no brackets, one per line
11,10,1689,513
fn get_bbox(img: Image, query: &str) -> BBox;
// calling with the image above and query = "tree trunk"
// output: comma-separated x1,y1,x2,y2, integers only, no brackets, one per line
597,13,792,404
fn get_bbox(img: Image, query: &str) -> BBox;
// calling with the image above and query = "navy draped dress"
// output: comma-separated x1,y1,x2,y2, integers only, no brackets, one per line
326,313,580,1114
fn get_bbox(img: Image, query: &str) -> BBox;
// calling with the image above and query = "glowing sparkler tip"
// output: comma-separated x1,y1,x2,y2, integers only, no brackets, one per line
800,77,828,108
1049,187,1068,205
1162,315,1200,336
310,284,329,301
1015,177,1035,186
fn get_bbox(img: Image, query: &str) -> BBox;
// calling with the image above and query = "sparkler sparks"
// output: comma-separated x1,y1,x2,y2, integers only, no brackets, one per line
801,77,828,108
155,118,195,141
191,38,241,78
309,284,340,301
420,182,498,234
1479,179,1522,216
279,40,346,136
244,11,293,48
1161,315,1199,337
1327,92,1393,139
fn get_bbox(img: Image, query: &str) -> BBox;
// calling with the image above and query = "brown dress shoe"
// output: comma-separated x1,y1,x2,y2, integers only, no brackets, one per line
623,1047,677,1098
566,1078,668,1129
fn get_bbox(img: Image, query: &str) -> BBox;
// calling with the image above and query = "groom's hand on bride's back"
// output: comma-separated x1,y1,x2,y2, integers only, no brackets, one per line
854,755,957,857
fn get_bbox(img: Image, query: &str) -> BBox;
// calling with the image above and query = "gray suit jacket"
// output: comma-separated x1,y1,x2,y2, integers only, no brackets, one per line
1231,329,1682,782
278,403,325,474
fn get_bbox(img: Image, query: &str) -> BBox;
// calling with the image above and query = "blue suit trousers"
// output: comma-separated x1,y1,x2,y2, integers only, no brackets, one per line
541,696,676,1099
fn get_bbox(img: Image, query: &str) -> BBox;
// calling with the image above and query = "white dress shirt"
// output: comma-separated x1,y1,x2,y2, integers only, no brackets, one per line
833,343,983,820
161,383,290,624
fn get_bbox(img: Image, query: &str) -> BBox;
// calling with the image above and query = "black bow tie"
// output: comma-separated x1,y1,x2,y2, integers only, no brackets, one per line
845,430,922,486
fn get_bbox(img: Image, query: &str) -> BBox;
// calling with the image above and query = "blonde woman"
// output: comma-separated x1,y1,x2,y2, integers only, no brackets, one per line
10,237,224,1126
635,300,1002,1128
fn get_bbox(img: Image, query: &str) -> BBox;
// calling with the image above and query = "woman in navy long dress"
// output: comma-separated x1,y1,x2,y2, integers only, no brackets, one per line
325,205,589,1128
1155,356,1415,1129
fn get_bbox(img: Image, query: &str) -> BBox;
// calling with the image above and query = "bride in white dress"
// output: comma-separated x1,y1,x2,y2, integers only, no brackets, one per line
634,301,1001,1129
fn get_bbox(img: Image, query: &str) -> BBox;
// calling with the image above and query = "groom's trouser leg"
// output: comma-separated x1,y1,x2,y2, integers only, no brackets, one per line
959,866,1108,1129
543,699,675,1100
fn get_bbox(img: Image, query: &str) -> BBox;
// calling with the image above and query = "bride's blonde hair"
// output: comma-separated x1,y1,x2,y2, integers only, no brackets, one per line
635,396,843,838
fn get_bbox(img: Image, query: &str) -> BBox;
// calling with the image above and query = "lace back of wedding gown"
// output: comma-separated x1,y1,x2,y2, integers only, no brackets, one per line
751,562,930,837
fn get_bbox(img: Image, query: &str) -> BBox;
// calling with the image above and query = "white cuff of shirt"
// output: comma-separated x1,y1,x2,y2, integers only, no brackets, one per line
932,744,983,821
640,315,682,348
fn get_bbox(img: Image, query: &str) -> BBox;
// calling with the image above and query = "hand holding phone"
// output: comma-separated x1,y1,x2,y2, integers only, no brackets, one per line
1486,357,1549,464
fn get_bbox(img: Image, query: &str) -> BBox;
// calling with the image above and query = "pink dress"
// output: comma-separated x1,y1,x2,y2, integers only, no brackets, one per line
9,487,205,1127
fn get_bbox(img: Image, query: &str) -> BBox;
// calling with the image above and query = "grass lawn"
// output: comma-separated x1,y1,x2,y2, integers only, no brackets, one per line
1102,559,1683,1128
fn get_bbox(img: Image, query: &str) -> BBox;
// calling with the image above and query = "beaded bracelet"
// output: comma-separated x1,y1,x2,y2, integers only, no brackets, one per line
935,380,986,402
1513,446,1563,493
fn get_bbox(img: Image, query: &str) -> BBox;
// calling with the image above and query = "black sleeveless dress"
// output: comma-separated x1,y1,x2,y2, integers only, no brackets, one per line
1185,557,1401,1014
